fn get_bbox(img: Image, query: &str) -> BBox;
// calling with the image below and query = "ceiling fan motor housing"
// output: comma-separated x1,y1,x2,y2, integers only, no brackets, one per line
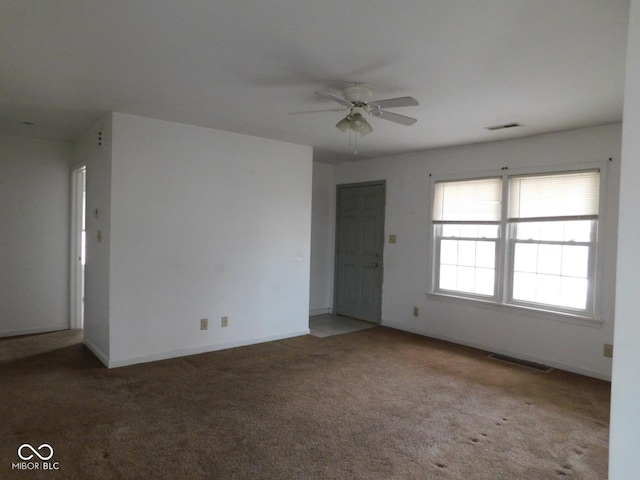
342,84,373,105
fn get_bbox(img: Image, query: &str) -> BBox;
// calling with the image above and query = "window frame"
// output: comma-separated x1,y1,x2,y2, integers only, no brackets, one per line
433,222,501,301
505,219,598,316
428,162,607,324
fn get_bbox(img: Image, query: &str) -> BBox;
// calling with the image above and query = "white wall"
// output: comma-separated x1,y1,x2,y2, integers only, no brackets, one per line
99,113,312,367
72,117,113,363
0,135,71,337
309,162,335,315
609,0,640,477
313,124,621,380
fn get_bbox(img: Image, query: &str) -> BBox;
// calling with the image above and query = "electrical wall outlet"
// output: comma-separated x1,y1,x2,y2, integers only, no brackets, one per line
413,306,419,317
221,316,228,328
603,343,613,358
200,318,208,331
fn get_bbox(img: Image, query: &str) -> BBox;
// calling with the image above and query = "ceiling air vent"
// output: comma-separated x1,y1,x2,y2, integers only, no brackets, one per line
486,122,521,131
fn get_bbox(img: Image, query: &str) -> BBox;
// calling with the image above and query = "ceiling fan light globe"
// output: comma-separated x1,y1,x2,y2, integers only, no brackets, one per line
359,118,373,136
336,117,351,132
348,113,373,136
351,115,365,131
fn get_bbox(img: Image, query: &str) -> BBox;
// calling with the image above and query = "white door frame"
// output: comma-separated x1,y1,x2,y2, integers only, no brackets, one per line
70,164,86,329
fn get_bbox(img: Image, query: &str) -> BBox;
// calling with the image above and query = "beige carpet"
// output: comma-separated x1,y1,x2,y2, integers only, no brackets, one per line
0,327,610,479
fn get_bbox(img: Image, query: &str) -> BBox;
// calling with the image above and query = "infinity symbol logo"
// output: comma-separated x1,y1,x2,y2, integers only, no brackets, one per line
17,443,54,461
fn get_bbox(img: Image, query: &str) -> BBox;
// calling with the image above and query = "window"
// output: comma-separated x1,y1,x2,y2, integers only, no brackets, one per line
433,178,501,298
432,169,601,318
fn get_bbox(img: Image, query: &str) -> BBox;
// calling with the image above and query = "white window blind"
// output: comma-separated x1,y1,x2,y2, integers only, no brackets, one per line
433,178,502,222
509,170,600,221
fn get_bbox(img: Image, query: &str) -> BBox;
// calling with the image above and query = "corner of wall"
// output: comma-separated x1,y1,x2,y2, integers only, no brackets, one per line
78,114,114,365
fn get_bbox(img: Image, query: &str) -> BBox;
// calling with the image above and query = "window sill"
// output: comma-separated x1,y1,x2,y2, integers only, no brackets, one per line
425,291,604,328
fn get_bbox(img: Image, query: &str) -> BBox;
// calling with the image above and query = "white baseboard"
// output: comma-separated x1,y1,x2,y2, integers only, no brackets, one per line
0,324,68,338
309,307,333,316
106,329,311,369
83,338,110,367
382,320,611,382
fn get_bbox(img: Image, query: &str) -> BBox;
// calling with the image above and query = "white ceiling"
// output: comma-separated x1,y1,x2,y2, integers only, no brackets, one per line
0,0,630,164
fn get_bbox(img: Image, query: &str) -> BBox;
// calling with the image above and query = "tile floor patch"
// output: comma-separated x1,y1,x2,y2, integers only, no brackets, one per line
309,314,377,337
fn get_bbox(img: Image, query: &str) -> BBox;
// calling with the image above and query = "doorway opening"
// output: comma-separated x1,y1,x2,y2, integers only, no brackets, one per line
70,166,86,329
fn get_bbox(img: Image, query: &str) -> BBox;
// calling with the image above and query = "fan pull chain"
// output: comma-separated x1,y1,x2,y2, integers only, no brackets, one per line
346,129,360,155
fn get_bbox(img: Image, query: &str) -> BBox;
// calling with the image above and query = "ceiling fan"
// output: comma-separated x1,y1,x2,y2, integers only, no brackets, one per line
291,84,419,136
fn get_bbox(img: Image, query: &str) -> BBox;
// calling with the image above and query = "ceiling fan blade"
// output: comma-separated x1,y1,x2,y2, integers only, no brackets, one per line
369,96,419,109
315,91,353,107
288,107,346,115
371,110,417,126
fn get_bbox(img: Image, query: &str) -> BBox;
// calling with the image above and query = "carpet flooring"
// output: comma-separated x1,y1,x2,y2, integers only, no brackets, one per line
0,327,610,479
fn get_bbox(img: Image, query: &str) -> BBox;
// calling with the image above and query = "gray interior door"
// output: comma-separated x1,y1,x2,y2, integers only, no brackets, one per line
335,182,385,323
